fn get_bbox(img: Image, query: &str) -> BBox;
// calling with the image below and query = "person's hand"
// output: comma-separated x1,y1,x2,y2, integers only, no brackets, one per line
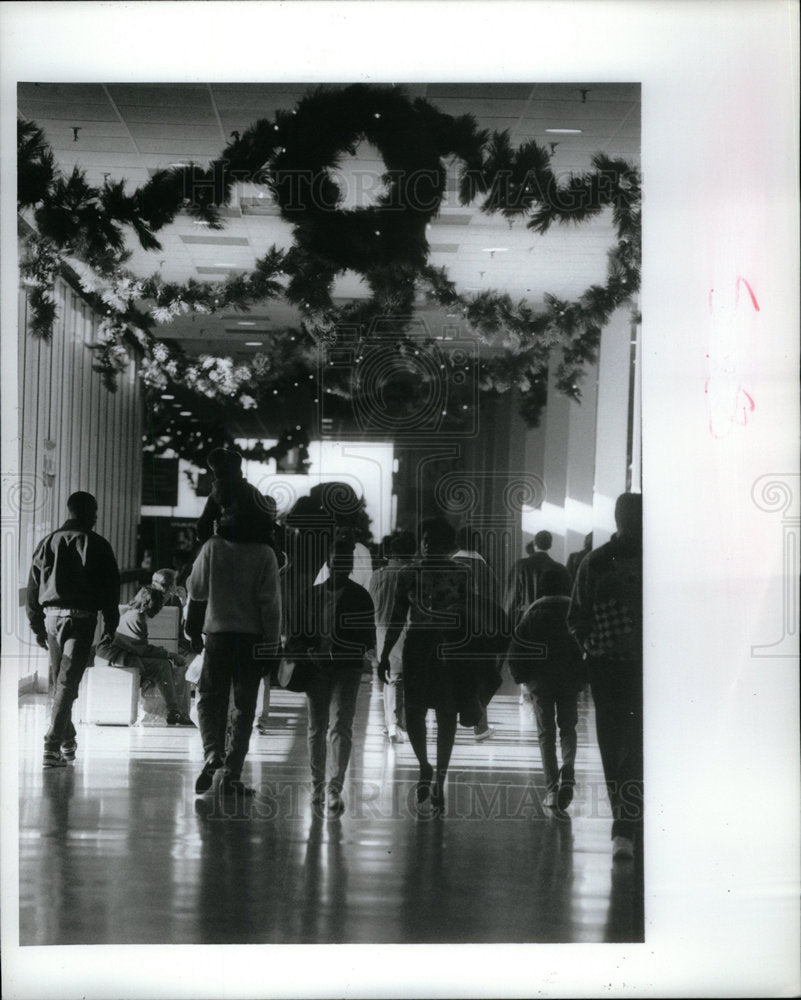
171,653,186,668
377,655,390,685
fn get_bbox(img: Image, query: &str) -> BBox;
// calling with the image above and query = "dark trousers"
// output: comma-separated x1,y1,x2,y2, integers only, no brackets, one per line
526,679,579,792
44,613,97,751
589,656,643,840
196,632,262,780
306,666,362,795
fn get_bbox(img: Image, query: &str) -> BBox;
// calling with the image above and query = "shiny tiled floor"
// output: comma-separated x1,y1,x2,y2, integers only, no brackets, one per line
18,675,643,945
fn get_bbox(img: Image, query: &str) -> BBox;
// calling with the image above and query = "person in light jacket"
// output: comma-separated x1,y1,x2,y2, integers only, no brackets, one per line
187,487,282,799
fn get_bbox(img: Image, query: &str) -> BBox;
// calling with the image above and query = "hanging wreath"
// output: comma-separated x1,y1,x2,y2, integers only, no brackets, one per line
18,89,641,447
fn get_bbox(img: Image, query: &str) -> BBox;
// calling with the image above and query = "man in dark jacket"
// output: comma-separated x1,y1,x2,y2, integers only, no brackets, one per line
507,568,585,811
290,539,375,816
27,492,121,767
504,530,572,627
196,448,275,545
568,493,643,861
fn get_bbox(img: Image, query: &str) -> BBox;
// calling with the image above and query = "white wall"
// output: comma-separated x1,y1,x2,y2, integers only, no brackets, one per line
11,278,144,687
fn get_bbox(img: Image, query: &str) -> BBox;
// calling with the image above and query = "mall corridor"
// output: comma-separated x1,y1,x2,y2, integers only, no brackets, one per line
18,674,643,947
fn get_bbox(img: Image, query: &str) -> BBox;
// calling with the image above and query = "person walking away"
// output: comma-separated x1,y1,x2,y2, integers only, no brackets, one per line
98,584,194,726
567,533,593,582
507,568,585,811
368,530,417,743
379,518,471,816
288,539,376,817
26,492,120,767
567,493,643,860
187,486,282,798
504,530,572,707
196,447,275,546
452,525,502,741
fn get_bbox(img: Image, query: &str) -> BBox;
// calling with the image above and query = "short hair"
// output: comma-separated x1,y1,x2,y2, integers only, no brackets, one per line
129,585,164,616
534,530,553,551
525,541,535,556
151,568,176,594
328,536,355,569
67,491,97,521
455,525,480,552
420,517,456,553
207,448,243,477
390,530,417,558
538,568,570,598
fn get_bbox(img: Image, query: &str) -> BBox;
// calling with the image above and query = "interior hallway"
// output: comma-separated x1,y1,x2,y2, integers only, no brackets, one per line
18,674,643,946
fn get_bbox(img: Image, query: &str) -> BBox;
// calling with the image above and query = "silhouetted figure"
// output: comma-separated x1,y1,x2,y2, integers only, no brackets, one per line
507,568,586,812
568,493,643,861
187,482,282,799
504,531,572,628
452,525,502,741
369,530,417,743
27,491,120,767
288,539,376,816
196,448,275,545
567,532,593,582
379,518,471,815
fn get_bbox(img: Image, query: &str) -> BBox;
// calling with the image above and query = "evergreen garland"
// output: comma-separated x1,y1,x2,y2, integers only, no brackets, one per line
17,85,641,455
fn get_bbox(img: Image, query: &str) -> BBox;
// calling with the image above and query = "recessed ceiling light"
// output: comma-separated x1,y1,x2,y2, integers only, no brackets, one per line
179,410,192,416
244,341,263,347
161,394,175,400
169,162,190,168
545,128,582,134
237,321,256,326
482,247,509,253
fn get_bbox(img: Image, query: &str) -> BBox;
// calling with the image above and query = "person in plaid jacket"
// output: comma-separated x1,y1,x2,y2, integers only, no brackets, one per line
568,492,642,862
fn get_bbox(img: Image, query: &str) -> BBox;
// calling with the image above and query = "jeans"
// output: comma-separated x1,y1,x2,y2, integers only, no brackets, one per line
526,679,579,792
306,666,362,795
588,656,643,840
139,656,181,715
196,632,262,780
44,613,97,751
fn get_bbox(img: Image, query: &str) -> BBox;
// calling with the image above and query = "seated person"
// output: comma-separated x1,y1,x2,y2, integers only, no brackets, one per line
98,585,194,726
151,567,192,658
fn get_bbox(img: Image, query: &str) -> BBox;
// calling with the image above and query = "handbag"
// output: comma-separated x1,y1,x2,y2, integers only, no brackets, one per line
184,649,203,685
277,656,312,693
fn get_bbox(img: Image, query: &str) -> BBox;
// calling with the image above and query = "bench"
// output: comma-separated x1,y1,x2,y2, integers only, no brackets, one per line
77,605,190,726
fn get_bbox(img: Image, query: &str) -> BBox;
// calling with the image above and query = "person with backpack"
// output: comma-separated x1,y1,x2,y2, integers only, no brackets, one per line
507,568,586,812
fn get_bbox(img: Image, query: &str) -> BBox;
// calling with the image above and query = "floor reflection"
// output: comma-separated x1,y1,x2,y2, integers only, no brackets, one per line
18,680,642,945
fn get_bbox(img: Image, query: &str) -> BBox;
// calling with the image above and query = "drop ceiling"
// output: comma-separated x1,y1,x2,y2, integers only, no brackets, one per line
17,82,640,357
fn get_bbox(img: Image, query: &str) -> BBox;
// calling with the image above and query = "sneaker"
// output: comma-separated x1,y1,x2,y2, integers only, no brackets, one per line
311,783,325,807
557,783,574,811
474,726,495,742
194,759,222,795
43,750,68,768
431,783,445,815
167,711,195,727
543,788,558,809
256,725,270,736
612,835,634,860
60,740,77,763
388,725,405,744
220,777,256,798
